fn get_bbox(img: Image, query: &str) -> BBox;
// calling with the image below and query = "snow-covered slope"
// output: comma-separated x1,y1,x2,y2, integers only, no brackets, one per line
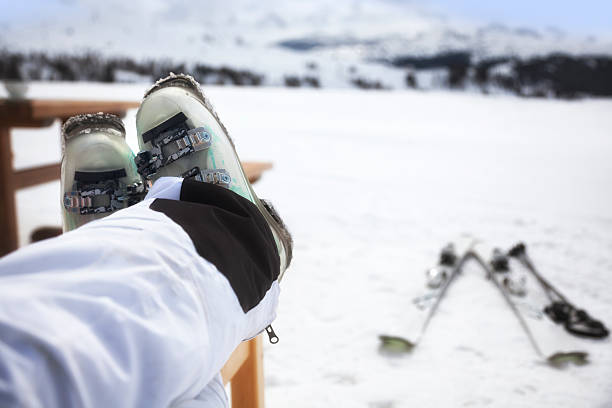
8,82,612,407
2,0,612,88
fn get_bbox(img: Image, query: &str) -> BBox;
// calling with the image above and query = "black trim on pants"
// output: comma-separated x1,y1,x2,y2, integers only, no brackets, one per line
149,179,279,313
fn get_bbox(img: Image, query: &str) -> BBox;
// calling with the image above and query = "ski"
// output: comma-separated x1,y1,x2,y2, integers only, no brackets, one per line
478,246,589,366
380,241,600,365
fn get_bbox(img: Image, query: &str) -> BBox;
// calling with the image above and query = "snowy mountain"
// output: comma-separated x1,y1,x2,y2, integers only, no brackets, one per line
2,0,612,90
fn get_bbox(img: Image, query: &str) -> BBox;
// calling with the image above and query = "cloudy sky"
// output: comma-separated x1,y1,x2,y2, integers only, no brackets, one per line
426,0,611,35
2,0,611,36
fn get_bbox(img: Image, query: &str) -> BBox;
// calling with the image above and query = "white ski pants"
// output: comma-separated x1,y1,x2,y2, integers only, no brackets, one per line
0,177,280,407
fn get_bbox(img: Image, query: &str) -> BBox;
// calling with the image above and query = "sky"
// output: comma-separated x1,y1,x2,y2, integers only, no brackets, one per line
1,0,611,37
426,0,611,35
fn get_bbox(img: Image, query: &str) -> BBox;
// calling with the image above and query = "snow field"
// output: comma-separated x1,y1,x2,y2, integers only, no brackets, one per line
7,83,612,407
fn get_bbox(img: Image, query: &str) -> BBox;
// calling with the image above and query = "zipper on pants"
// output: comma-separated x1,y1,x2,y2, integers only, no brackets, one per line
265,325,279,344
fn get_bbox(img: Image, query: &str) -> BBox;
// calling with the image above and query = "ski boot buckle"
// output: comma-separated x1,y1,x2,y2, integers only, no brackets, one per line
135,112,212,178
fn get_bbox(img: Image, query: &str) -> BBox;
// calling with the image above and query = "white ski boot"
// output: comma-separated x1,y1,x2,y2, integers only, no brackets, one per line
61,113,146,232
135,74,292,278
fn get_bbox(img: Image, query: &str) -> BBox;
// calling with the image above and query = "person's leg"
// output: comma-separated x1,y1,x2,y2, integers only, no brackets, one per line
0,177,278,408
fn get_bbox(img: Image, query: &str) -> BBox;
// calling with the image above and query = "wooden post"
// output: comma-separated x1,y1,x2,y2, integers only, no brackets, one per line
0,126,18,256
230,336,265,408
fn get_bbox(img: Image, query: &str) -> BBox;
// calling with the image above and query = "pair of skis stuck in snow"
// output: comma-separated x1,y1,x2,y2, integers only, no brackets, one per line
379,240,609,366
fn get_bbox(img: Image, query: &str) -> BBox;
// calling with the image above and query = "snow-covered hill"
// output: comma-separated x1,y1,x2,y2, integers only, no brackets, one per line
2,0,612,88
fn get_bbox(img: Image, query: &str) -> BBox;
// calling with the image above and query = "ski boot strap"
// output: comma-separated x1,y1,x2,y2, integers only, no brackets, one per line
63,169,146,215
180,167,231,187
544,301,572,323
490,248,510,272
508,242,526,258
135,111,233,188
545,301,609,339
439,243,457,266
565,309,610,339
135,112,212,179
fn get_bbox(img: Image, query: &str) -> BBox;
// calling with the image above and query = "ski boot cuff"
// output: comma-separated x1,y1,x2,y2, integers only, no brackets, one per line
62,113,126,141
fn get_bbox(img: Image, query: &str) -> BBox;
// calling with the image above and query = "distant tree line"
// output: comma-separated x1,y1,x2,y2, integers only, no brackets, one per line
0,50,264,86
392,51,612,98
283,75,320,88
2,49,611,98
350,77,387,90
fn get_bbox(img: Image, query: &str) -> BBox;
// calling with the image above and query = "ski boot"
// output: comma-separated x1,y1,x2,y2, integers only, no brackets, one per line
61,113,146,232
135,74,292,279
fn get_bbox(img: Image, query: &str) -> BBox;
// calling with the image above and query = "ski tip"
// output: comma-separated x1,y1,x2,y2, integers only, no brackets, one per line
546,351,589,367
378,335,416,354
